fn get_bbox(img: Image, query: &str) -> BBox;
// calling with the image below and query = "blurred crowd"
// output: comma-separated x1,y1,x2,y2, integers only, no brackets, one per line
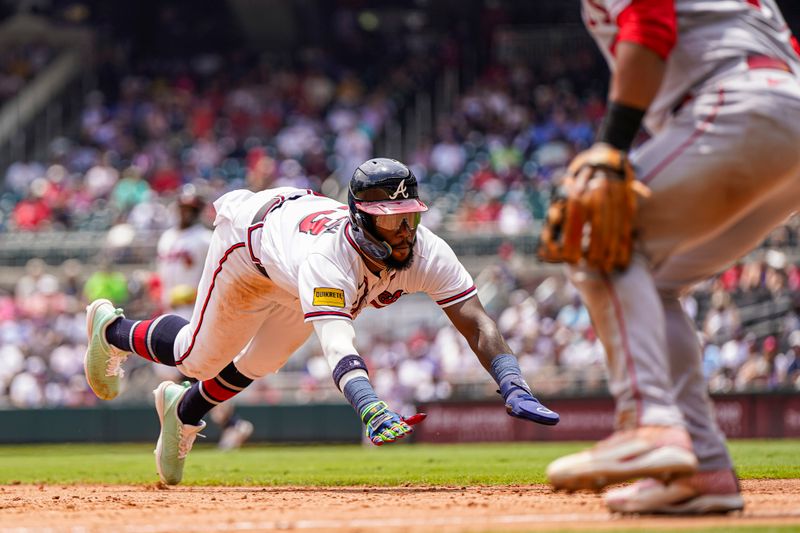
2,238,800,408
1,44,438,233
409,53,607,233
2,8,800,409
2,24,606,237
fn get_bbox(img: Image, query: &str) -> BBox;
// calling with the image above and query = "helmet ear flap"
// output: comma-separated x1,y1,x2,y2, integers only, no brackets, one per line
350,211,392,261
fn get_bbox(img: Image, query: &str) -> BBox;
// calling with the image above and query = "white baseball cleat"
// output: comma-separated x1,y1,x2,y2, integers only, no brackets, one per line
605,469,744,514
547,425,698,491
154,381,206,485
84,299,129,401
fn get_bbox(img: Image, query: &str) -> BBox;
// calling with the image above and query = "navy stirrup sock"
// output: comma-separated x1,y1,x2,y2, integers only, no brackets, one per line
178,362,254,425
105,315,188,366
104,317,135,350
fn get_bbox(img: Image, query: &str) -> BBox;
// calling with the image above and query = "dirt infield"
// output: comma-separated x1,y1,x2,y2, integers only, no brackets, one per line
1,480,799,532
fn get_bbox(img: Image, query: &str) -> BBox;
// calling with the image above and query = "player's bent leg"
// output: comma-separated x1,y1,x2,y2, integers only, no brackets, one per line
604,469,743,514
84,299,130,400
630,80,800,269
177,361,255,426
172,244,277,381
547,260,696,491
651,171,800,474
660,295,734,471
153,381,206,485
567,258,684,429
546,425,697,492
233,303,314,379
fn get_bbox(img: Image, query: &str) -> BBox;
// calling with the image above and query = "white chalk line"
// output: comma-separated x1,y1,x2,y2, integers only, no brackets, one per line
3,510,800,533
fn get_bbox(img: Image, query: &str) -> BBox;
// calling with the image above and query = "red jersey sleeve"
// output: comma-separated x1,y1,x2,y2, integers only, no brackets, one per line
613,0,677,61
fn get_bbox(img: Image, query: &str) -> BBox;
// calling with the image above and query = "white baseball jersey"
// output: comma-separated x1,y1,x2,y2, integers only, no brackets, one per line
157,223,212,312
173,187,477,381
583,0,800,132
244,189,477,321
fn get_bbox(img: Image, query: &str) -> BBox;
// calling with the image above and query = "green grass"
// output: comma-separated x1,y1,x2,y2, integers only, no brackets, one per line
551,529,800,533
0,439,798,486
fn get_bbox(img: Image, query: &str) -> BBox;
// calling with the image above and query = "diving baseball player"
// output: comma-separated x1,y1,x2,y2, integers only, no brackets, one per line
539,0,800,515
85,158,560,485
157,186,254,450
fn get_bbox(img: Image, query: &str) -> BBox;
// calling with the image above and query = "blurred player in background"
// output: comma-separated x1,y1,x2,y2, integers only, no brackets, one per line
84,158,559,486
539,0,800,516
157,186,212,321
156,185,253,451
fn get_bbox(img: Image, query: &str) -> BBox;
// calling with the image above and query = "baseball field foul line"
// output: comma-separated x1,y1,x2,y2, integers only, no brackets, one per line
4,511,800,533
3,514,608,533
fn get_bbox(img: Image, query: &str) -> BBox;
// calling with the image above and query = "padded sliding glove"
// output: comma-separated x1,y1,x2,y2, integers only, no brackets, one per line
498,378,560,426
360,401,426,446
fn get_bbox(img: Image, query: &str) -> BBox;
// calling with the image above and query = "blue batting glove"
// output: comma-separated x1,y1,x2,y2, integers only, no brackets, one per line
360,401,413,446
498,378,560,426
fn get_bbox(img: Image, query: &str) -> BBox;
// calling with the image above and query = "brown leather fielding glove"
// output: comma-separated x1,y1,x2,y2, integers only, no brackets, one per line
537,143,649,273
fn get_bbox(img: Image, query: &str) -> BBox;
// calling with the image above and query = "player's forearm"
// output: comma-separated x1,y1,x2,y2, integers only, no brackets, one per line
314,319,368,387
597,42,665,151
313,318,378,417
444,297,513,371
468,320,513,372
609,41,666,110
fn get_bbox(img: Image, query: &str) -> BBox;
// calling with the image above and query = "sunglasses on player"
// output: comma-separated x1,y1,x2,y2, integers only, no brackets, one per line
373,211,422,231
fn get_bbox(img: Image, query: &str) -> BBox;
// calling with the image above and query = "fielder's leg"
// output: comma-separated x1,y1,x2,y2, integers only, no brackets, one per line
546,258,695,492
603,295,743,515
600,72,800,510
606,174,800,513
549,73,800,493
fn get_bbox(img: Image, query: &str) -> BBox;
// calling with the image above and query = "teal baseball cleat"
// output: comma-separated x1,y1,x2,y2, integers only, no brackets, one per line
84,298,129,401
153,381,206,485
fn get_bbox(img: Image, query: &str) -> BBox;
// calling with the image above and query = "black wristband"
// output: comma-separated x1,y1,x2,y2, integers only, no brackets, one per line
332,354,369,391
596,102,646,151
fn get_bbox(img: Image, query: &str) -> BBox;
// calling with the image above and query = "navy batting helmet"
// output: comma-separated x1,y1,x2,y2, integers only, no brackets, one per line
348,158,428,262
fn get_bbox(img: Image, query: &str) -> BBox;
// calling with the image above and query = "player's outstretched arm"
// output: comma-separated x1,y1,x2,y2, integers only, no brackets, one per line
443,296,559,426
313,319,425,445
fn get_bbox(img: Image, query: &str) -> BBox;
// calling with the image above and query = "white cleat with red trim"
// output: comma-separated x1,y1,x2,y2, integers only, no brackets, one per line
546,425,698,492
605,469,744,514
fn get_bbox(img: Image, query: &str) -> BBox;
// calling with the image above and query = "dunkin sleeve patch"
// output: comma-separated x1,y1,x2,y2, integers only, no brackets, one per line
313,287,346,308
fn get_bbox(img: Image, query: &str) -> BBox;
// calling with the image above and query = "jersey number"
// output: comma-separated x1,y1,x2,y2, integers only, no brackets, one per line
298,207,348,235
